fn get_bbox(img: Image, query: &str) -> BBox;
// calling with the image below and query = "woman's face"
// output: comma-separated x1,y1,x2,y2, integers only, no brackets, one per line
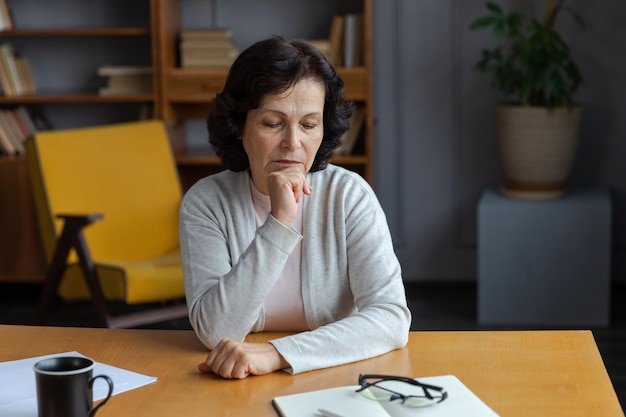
241,77,325,195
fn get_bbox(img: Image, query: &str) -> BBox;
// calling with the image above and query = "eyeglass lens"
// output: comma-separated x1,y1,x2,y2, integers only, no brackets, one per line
357,375,447,408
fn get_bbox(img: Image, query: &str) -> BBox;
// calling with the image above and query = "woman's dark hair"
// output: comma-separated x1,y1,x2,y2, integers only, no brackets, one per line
207,36,354,172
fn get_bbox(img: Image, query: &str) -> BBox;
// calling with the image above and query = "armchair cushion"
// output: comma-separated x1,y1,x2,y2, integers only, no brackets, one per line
60,250,183,303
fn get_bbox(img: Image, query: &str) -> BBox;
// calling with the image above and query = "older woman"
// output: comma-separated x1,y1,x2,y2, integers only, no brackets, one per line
179,36,410,379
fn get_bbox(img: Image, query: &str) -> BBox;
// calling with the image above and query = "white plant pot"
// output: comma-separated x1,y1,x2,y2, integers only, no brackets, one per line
497,104,582,199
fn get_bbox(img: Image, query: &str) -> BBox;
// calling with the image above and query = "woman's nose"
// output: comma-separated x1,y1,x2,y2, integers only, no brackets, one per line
281,126,301,150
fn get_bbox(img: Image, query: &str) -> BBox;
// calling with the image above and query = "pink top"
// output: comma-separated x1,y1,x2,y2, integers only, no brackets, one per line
250,180,309,331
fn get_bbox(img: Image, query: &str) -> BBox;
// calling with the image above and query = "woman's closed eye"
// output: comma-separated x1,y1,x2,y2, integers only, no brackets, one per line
261,121,318,131
263,121,282,129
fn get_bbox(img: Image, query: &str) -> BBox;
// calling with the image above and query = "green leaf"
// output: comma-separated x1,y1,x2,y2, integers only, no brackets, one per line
486,2,502,14
505,13,524,36
492,20,505,40
470,15,497,30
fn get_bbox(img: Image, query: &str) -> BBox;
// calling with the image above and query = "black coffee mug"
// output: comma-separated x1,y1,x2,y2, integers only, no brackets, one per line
33,356,114,417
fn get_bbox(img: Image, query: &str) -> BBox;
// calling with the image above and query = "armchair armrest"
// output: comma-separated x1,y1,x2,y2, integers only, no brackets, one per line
56,213,104,227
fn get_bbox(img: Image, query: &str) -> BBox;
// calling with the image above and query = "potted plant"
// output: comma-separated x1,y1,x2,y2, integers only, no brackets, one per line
470,0,585,198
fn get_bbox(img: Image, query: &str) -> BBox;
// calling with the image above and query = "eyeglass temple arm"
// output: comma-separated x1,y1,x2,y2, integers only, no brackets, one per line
358,374,446,399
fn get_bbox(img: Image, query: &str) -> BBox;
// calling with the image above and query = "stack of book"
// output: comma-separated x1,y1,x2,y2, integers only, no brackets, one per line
97,66,153,96
179,28,239,68
328,12,364,68
0,43,37,97
306,39,331,60
0,106,37,156
333,105,365,157
0,0,13,31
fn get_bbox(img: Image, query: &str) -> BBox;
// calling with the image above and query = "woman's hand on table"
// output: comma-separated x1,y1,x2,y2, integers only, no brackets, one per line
198,339,289,379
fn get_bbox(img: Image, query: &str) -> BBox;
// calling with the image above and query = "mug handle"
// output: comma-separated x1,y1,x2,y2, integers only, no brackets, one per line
88,374,114,417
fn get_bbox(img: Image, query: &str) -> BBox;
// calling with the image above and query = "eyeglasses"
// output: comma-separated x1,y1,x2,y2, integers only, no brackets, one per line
355,374,448,408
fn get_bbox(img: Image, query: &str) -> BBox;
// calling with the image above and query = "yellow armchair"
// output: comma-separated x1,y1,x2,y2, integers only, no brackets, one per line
26,120,187,328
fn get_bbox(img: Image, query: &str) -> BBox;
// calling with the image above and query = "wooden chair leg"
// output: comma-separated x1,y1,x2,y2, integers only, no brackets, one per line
73,229,114,328
33,214,112,326
33,220,75,324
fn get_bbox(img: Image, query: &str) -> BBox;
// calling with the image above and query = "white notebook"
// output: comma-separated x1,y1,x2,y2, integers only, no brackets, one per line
272,375,499,417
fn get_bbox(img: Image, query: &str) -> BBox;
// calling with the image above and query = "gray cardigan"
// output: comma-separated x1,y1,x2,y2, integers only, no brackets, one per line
179,164,411,374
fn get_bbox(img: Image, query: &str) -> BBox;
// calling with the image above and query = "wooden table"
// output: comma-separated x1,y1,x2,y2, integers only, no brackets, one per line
0,325,623,416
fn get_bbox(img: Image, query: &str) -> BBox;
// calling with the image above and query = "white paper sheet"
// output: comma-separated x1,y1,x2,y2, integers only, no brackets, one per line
0,351,157,417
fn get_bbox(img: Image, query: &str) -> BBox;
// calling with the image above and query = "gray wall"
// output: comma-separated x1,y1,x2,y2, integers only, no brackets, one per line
372,0,626,283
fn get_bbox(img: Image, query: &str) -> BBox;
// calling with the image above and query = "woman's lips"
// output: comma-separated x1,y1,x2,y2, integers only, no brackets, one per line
275,160,301,168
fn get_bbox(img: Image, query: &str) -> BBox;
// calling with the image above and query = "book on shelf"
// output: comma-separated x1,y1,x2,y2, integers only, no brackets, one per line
97,65,153,96
180,42,238,53
272,375,500,417
0,116,17,155
0,106,45,155
328,14,345,67
343,13,364,67
0,110,24,155
96,65,153,77
327,12,365,68
15,106,37,135
0,43,37,96
334,106,365,157
0,43,22,95
179,28,239,69
0,0,14,32
106,74,153,91
306,39,331,60
15,55,37,95
98,76,153,96
0,50,13,96
7,109,28,140
180,51,238,68
0,108,24,142
180,28,233,42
